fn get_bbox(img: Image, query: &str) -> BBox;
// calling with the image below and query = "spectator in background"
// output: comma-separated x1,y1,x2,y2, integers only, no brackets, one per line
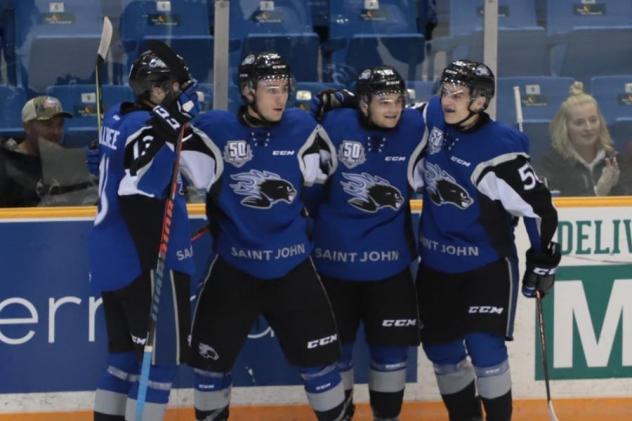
537,82,629,196
0,95,71,206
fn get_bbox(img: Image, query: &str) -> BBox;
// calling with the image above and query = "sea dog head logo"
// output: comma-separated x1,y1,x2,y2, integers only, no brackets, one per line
230,169,296,209
341,172,404,213
424,162,473,209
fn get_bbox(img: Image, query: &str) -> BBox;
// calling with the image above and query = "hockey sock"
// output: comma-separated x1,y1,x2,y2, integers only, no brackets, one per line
368,346,408,419
299,363,346,421
441,380,483,421
338,343,355,418
481,390,512,421
424,340,481,421
193,369,232,420
466,333,512,421
126,365,176,421
94,351,138,419
475,361,512,421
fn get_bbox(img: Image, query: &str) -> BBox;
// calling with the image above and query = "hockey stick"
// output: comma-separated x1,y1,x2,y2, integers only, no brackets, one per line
191,225,209,242
135,123,187,421
96,17,113,134
513,86,524,133
536,291,560,421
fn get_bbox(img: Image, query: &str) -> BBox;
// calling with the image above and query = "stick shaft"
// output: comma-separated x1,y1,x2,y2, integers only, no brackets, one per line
135,124,186,421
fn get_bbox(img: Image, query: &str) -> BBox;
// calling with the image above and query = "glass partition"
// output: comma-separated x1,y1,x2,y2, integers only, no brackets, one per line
0,0,630,205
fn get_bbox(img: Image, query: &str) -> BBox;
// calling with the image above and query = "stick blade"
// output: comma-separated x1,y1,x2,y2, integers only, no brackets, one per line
97,17,113,62
547,400,560,421
143,40,191,85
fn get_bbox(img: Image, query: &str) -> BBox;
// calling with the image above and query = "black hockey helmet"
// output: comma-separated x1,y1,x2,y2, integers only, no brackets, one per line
355,65,406,102
238,51,293,91
440,59,495,106
128,49,185,99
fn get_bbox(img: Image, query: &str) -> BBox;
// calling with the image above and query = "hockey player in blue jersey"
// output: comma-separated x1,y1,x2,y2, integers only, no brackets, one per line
89,47,219,420
309,66,424,421
187,52,348,421
412,60,560,421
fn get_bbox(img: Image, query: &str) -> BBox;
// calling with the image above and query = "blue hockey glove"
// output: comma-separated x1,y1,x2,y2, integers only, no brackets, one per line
86,145,100,176
311,88,356,121
522,242,561,298
175,79,201,122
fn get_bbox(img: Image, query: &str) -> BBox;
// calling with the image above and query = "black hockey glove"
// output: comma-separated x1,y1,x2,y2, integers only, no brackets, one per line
310,88,356,121
521,242,561,298
150,81,200,141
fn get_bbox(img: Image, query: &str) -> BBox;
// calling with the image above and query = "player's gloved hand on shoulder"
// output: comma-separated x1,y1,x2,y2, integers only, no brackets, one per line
521,242,561,298
175,79,201,122
311,89,356,121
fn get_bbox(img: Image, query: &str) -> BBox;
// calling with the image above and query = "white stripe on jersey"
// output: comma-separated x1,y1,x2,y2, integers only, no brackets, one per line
298,125,337,187
182,127,224,192
477,171,539,219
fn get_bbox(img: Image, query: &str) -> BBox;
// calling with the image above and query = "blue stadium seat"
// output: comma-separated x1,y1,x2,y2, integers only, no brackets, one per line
546,0,632,35
326,1,424,84
291,81,344,111
406,80,436,103
447,28,549,77
230,0,319,82
329,0,418,37
46,84,133,147
240,34,320,82
0,84,27,136
496,76,574,161
196,83,214,112
590,75,632,125
309,0,329,28
46,85,134,146
549,28,632,84
590,75,632,152
329,33,425,85
0,0,17,85
14,0,104,93
102,85,135,107
120,0,214,83
45,85,100,146
228,84,242,113
449,0,538,36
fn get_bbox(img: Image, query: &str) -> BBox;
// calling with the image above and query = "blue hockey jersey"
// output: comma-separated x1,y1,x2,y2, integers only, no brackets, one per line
411,96,557,273
192,108,334,279
89,103,220,292
312,108,426,281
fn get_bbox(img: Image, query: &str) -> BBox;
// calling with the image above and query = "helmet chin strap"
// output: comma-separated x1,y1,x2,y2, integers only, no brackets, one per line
242,84,277,127
448,98,481,130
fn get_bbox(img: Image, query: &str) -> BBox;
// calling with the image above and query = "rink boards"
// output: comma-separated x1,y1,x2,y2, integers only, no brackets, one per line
0,198,631,418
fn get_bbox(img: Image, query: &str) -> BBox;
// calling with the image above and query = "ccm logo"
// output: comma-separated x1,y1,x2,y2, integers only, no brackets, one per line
272,150,295,156
385,156,406,161
533,267,556,275
307,334,338,349
382,319,417,327
468,306,504,314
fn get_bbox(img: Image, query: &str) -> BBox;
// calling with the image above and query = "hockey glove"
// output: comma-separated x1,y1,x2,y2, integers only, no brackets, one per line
311,88,356,121
150,81,200,141
521,242,561,298
174,79,201,122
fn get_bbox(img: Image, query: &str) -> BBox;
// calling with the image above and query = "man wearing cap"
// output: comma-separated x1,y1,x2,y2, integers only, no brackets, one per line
0,95,72,206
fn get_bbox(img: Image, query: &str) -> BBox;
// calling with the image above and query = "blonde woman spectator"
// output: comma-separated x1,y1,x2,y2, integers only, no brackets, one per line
537,81,628,196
